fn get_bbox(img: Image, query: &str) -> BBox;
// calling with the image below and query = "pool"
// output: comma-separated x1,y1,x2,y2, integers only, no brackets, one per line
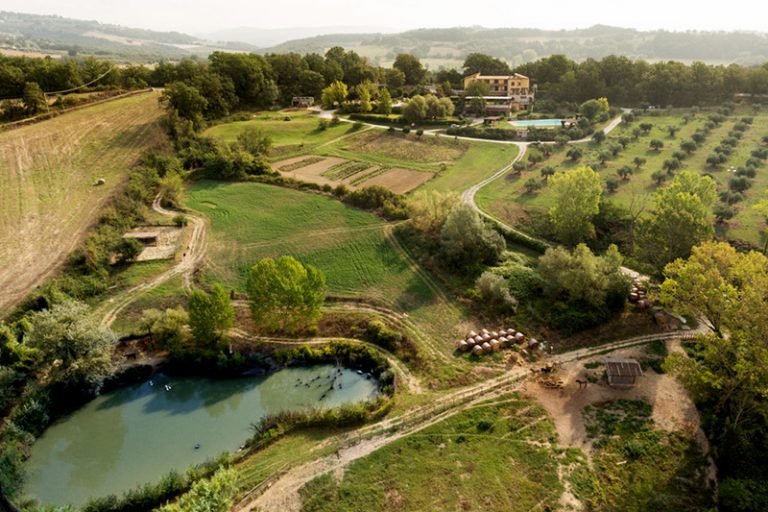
510,119,564,128
25,365,379,507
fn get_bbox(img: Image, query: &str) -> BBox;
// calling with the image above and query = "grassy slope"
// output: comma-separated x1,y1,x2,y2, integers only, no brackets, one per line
477,108,768,245
186,181,432,307
299,395,572,512
203,110,353,159
0,90,166,313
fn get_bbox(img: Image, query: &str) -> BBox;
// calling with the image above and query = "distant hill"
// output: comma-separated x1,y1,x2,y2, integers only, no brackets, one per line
197,25,396,49
263,25,768,69
2,12,768,68
0,11,258,62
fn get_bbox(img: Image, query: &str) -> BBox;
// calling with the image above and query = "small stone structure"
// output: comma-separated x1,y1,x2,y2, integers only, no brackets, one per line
122,226,183,261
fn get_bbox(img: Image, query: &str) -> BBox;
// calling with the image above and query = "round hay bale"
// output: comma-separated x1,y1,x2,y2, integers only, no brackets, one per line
482,328,490,334
474,335,483,343
458,340,468,351
466,338,476,347
491,340,500,351
499,329,508,336
514,332,525,342
482,333,491,341
499,336,508,345
491,331,499,338
527,338,539,350
507,329,517,336
468,330,477,338
629,293,639,302
473,345,483,355
481,342,492,352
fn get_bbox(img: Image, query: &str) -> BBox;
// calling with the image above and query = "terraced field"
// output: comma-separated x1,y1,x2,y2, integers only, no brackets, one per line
0,90,166,313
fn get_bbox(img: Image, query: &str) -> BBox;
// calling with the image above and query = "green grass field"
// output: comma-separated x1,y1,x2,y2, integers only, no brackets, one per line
477,107,768,245
298,395,574,512
0,90,167,313
187,180,433,307
203,110,354,159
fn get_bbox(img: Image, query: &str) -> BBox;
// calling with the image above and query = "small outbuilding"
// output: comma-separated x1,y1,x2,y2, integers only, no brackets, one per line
604,357,643,387
291,96,315,108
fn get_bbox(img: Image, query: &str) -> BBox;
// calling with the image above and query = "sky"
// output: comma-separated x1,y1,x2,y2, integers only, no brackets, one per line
3,0,768,34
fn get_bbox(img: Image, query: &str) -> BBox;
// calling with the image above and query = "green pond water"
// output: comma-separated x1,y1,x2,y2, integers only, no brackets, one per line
25,365,379,507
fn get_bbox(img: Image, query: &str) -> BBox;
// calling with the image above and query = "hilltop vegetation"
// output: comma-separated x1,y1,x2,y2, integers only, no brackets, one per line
0,11,257,62
266,25,768,67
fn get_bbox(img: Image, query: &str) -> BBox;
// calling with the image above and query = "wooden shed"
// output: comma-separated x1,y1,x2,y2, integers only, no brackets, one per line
604,358,643,387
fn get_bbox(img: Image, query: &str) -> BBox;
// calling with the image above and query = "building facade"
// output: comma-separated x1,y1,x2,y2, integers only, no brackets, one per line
463,72,535,114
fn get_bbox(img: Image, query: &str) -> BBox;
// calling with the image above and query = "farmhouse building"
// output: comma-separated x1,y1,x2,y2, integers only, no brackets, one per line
463,72,534,114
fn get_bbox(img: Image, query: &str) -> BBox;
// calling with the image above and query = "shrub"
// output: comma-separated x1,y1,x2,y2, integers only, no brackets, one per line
476,271,518,313
317,118,328,131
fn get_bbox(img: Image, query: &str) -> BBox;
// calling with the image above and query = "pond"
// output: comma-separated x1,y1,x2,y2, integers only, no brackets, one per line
25,365,379,507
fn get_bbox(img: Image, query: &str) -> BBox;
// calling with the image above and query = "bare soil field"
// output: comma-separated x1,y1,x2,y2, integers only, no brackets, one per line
274,155,433,194
361,167,434,194
0,90,166,314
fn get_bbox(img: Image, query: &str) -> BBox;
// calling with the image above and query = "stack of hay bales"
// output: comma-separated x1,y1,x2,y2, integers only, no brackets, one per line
458,327,531,355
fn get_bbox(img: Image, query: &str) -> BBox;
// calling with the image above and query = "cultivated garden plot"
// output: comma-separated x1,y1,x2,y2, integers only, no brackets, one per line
273,155,434,194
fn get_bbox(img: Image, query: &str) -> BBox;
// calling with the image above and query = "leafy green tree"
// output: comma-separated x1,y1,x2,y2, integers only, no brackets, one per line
406,190,460,235
236,126,272,156
649,138,664,151
548,166,603,245
539,244,626,307
651,170,667,185
439,203,505,270
141,307,189,352
393,54,425,85
26,301,115,389
579,98,609,120
358,83,372,113
208,52,277,107
297,69,325,100
661,243,768,497
425,95,454,120
162,82,208,130
566,147,582,161
188,284,234,346
246,256,327,333
524,177,543,194
384,68,406,90
667,125,680,138
662,158,681,173
592,131,606,144
633,156,647,169
462,53,511,75
160,468,238,512
402,95,428,124
22,81,46,114
321,80,348,109
637,171,716,271
680,139,697,154
617,166,633,180
377,87,393,115
476,272,517,313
